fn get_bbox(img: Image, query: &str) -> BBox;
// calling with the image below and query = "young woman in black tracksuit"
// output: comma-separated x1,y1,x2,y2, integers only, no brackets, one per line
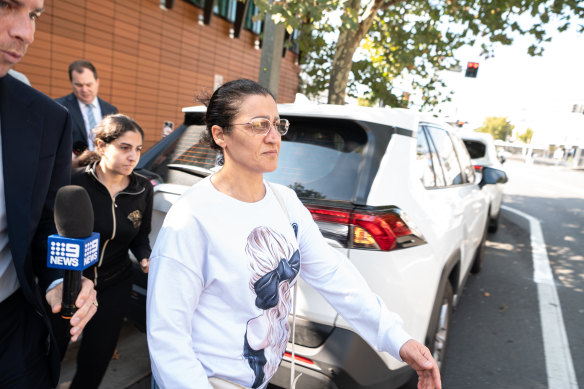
52,114,153,389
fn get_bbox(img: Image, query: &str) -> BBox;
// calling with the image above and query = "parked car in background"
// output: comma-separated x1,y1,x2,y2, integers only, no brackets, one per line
459,131,508,232
127,104,508,389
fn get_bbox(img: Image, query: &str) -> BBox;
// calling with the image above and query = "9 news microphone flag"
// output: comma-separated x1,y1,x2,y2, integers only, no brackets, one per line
47,185,99,318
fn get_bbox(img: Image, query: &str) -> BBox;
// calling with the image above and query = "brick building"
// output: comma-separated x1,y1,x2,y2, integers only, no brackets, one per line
14,0,300,150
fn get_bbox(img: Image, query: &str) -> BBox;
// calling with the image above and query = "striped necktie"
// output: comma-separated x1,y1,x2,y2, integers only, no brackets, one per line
86,104,96,150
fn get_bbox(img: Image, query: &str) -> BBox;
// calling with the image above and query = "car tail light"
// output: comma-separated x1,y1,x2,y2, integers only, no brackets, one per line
305,205,426,251
284,352,316,366
473,165,483,172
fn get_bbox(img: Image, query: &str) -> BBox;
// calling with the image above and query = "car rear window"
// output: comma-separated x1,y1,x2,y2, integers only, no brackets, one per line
463,139,486,159
266,117,368,201
144,117,370,202
140,125,218,187
163,126,217,169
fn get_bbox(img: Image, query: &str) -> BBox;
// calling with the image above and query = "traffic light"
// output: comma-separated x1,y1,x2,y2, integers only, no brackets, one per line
465,62,479,78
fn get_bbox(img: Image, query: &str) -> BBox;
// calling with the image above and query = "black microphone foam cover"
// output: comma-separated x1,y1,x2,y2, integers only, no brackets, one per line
54,185,94,238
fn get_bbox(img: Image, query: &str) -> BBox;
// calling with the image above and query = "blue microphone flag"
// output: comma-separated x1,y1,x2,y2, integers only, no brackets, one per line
47,233,100,271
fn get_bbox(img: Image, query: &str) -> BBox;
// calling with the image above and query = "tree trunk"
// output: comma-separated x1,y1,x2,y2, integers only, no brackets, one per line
327,0,401,105
327,28,362,104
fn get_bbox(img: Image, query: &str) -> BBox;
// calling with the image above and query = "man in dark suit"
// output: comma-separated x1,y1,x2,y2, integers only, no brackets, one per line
1,1,97,387
55,60,117,163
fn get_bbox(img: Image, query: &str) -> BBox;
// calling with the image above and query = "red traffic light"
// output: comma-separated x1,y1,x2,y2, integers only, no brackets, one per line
465,62,479,77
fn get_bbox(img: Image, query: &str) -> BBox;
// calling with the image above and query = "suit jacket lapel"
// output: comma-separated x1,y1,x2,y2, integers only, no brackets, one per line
67,94,86,138
0,76,42,288
98,97,114,116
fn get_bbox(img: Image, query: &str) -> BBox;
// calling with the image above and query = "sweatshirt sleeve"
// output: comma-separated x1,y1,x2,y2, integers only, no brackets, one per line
146,203,213,389
288,192,412,361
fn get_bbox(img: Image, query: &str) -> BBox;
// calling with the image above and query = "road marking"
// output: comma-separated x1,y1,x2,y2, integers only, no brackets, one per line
503,205,579,389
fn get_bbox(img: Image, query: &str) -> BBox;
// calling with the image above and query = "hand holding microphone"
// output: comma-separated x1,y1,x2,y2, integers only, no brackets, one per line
46,185,100,340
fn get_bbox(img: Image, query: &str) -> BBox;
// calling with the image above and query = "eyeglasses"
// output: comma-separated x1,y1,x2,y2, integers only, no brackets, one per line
232,118,290,136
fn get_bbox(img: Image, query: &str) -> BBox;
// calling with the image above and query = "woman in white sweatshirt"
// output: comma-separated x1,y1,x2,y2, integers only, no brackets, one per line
146,79,441,389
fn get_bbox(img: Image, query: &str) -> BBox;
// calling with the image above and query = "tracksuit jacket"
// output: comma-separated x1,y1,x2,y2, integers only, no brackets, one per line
72,162,153,289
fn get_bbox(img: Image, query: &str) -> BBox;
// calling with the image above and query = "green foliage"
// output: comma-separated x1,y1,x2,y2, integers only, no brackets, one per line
350,1,464,107
476,117,515,141
297,28,335,99
357,97,377,107
253,0,584,106
518,128,534,143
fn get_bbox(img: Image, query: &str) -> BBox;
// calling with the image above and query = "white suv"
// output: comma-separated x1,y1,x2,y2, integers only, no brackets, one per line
128,103,507,389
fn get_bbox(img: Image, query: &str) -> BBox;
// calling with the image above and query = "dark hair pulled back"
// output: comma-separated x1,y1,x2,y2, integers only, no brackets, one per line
199,79,274,164
94,114,144,144
76,114,144,167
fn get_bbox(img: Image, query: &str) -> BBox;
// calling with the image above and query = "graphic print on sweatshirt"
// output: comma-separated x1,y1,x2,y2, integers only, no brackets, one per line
243,225,299,388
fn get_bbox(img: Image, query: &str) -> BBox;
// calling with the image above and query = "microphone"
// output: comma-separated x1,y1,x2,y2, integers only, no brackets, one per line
47,185,100,318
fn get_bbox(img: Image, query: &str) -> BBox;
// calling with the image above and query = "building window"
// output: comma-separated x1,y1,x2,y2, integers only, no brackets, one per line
245,2,262,35
214,0,237,22
181,0,302,49
288,29,300,54
183,0,203,7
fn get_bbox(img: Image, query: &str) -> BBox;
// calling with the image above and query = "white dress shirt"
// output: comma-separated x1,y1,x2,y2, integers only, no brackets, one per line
77,97,103,151
0,114,20,303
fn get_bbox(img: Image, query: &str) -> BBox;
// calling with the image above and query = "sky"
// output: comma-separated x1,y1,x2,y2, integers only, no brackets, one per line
436,25,584,147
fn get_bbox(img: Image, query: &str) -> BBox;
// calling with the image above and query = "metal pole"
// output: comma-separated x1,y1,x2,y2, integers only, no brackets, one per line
258,10,285,100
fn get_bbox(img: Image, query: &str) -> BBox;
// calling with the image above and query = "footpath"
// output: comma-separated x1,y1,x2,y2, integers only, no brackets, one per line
58,320,151,389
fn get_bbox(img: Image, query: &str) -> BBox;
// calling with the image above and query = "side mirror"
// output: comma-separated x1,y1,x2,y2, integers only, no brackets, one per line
479,166,508,188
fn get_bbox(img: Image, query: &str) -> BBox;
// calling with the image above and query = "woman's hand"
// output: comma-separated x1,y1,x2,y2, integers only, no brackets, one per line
399,339,442,389
140,258,150,273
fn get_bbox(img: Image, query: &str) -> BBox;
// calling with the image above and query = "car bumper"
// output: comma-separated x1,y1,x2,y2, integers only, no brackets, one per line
270,320,412,389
